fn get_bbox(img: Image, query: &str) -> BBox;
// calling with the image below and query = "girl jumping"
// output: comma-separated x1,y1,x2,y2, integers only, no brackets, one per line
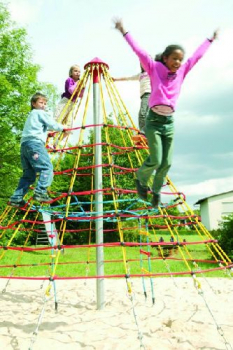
113,18,218,208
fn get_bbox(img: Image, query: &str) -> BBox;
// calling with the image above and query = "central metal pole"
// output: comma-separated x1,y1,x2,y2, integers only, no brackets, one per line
93,71,104,310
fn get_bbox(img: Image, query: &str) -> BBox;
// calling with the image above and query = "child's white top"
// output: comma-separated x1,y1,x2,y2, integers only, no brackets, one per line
139,72,151,97
118,72,151,97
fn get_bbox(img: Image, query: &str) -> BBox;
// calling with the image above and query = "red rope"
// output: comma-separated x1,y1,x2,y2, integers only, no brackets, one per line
48,142,148,154
0,239,218,252
0,257,224,270
0,263,232,280
54,163,137,175
0,219,199,233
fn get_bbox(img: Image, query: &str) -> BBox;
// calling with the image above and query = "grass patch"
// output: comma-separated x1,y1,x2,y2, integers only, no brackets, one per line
0,232,229,278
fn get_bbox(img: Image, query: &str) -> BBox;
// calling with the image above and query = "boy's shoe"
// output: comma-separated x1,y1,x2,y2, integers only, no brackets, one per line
135,179,148,201
8,199,26,207
151,193,161,208
33,193,52,203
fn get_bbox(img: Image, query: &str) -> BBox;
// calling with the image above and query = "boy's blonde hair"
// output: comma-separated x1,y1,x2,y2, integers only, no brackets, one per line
30,92,47,110
69,64,80,77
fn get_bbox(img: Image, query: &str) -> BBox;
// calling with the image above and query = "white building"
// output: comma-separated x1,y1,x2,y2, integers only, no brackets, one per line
195,190,233,230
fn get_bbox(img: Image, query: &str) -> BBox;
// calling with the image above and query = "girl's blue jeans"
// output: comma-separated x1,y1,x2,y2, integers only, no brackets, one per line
136,109,174,194
10,140,53,201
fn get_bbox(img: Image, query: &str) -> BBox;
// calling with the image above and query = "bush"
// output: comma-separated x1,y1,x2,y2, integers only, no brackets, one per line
210,214,233,259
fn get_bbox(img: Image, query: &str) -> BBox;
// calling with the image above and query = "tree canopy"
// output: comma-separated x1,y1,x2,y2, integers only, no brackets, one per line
0,2,57,207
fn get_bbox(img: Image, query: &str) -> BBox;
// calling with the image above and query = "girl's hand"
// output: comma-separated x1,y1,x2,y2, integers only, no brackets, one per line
112,17,127,35
211,29,219,41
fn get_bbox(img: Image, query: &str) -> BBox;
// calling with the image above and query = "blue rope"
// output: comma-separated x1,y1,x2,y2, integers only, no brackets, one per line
139,219,147,300
145,220,155,305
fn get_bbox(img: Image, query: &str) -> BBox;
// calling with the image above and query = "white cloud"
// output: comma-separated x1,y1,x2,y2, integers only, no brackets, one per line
213,152,233,161
176,112,220,130
178,176,233,199
5,0,44,25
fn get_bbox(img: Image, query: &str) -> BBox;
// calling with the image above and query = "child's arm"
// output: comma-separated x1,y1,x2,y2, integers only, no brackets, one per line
66,78,77,95
113,18,154,75
183,29,219,77
113,74,140,82
66,77,84,98
48,124,70,137
62,125,72,134
38,110,66,132
79,87,85,98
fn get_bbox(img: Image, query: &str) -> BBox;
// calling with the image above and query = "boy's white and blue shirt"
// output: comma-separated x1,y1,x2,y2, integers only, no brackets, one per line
21,109,64,144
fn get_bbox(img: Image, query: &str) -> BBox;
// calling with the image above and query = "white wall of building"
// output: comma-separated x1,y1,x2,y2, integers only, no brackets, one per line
199,201,210,230
199,192,233,230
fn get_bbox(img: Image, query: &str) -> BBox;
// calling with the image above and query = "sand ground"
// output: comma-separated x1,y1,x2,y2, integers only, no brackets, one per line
0,277,233,350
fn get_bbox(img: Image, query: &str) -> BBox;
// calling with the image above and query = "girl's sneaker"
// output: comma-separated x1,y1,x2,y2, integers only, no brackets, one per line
135,179,148,201
151,193,161,208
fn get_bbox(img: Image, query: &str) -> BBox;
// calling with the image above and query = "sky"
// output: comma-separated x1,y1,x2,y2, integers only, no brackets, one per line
2,0,233,208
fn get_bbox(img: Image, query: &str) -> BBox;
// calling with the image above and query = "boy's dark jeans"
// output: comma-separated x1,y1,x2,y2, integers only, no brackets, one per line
136,109,174,194
10,140,53,202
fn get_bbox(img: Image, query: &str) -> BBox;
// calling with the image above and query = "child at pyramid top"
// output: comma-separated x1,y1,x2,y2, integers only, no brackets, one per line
113,17,218,208
113,63,151,134
54,64,84,144
9,92,69,206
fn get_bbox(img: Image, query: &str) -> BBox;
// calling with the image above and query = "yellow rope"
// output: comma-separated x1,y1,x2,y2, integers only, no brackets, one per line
167,179,231,264
0,207,19,240
98,65,132,289
50,67,94,278
0,202,34,263
0,205,12,223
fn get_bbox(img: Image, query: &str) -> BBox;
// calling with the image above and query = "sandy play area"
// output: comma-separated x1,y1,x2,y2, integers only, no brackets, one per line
0,277,233,350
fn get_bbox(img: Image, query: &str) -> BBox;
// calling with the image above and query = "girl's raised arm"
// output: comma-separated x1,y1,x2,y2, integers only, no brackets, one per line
113,17,127,35
183,29,219,77
210,29,219,41
112,17,154,75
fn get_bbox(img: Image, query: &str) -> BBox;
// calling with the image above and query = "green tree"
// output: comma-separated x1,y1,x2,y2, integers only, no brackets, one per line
0,2,58,207
211,214,233,259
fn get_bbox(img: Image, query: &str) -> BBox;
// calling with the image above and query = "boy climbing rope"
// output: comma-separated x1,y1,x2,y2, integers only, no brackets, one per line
113,17,218,208
9,92,69,206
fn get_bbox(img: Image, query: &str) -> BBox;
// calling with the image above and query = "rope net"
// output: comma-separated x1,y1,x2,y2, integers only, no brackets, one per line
0,60,232,284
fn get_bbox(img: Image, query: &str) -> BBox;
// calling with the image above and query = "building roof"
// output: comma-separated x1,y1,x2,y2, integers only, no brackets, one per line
195,190,233,205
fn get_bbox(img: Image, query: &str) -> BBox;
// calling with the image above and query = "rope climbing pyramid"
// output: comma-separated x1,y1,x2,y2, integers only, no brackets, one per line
0,58,232,349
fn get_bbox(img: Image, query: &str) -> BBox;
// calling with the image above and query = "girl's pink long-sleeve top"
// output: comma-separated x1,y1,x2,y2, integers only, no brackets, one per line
61,77,84,102
124,32,212,111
